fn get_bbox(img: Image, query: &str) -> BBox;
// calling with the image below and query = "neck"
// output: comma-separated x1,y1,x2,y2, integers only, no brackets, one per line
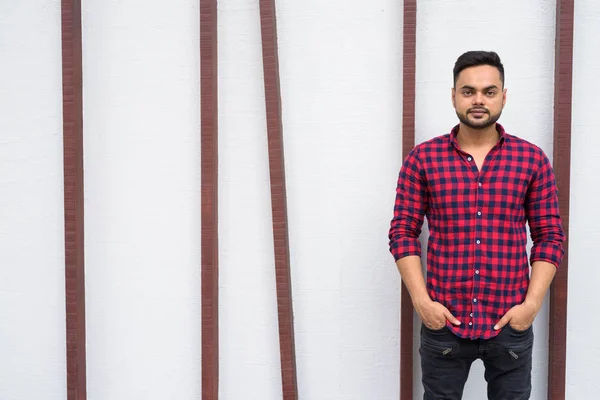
456,123,500,149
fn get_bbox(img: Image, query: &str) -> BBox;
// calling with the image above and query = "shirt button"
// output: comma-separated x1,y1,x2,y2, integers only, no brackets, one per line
475,270,480,274
470,313,473,317
478,182,482,187
477,211,482,216
476,240,481,244
469,322,473,326
473,298,477,303
467,156,472,161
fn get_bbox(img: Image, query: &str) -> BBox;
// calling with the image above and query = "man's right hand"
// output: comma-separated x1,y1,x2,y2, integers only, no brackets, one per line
394,256,461,330
414,299,461,330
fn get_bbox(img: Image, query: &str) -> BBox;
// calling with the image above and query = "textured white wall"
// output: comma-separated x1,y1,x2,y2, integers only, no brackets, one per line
566,0,600,397
277,1,403,398
3,0,599,399
218,1,282,399
82,1,202,399
0,1,66,399
415,1,557,399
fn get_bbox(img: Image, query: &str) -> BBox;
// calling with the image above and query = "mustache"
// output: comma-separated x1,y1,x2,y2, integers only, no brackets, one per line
468,107,489,113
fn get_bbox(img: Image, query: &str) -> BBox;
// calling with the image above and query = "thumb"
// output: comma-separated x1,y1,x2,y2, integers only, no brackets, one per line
494,314,510,331
444,309,461,326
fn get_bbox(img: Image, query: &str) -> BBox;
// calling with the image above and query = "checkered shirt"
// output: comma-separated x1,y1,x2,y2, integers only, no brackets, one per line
388,124,565,339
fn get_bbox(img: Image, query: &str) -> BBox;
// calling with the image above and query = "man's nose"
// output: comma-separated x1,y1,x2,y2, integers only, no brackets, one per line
472,92,484,104
473,92,483,104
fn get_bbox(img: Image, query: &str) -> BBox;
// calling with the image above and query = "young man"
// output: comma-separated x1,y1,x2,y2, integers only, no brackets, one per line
388,51,565,399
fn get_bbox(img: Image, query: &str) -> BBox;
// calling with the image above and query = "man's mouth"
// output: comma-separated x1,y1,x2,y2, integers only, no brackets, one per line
469,109,488,118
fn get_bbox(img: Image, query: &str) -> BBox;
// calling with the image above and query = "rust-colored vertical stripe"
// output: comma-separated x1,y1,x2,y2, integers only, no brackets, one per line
201,0,219,398
61,1,87,399
549,0,573,399
401,0,417,399
258,1,299,399
402,0,417,159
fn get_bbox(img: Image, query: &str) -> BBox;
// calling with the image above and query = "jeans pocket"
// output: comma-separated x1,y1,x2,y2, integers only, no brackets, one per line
421,324,458,357
499,325,533,360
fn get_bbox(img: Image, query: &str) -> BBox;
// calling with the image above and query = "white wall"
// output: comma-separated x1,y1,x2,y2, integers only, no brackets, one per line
566,0,600,397
82,1,202,399
0,1,66,400
277,0,403,398
3,0,600,399
415,1,557,398
218,1,282,399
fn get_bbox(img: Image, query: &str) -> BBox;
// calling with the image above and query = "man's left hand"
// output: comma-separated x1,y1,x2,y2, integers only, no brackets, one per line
493,301,539,331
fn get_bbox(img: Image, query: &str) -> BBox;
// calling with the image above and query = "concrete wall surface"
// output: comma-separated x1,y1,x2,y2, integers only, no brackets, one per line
0,1,66,399
1,0,598,399
82,0,202,399
566,0,600,397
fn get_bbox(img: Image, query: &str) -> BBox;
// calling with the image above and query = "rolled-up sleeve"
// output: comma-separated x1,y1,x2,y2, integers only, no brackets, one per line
388,146,428,261
526,152,565,268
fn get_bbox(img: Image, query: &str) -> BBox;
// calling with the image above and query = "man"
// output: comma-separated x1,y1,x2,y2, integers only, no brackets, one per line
388,51,565,400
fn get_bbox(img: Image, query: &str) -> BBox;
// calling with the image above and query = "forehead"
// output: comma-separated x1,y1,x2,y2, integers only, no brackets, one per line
455,65,502,87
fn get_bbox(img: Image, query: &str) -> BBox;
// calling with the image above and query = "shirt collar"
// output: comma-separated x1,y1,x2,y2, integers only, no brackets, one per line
450,123,506,151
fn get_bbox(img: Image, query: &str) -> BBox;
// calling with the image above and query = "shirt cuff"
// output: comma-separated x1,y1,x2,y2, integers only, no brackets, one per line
530,242,564,268
390,238,422,261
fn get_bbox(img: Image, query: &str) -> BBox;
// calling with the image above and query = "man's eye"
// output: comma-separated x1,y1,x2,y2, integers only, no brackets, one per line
463,91,472,96
487,91,496,96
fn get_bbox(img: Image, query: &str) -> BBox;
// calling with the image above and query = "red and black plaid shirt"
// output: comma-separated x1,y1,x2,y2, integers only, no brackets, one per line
389,124,565,339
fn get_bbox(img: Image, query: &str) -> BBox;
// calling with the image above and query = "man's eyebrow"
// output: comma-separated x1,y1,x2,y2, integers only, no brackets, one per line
483,85,500,91
459,85,500,91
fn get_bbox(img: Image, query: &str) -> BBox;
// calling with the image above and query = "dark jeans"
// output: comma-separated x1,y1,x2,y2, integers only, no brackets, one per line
420,324,533,400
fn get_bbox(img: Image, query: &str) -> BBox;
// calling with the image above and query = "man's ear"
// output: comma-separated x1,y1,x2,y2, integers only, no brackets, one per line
502,88,507,106
451,88,456,108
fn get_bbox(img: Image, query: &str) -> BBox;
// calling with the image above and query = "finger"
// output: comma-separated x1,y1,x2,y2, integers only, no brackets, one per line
494,315,510,330
444,310,461,326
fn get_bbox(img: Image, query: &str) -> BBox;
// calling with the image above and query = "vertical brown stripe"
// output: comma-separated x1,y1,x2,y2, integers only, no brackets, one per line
401,0,417,399
201,0,219,398
258,1,299,399
549,0,574,399
61,1,87,399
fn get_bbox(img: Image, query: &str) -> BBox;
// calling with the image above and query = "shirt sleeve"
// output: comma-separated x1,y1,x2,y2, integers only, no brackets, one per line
526,151,565,268
388,146,428,261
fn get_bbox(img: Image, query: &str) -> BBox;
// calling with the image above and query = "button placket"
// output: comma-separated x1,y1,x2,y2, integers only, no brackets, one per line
473,178,484,328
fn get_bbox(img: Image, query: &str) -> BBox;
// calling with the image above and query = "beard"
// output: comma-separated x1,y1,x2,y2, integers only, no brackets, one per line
456,107,502,130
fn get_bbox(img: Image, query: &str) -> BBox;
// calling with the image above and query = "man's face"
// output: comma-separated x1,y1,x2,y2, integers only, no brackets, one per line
452,65,507,130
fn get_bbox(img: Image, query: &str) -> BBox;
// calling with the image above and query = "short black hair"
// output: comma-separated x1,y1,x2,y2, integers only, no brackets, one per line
453,51,504,87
